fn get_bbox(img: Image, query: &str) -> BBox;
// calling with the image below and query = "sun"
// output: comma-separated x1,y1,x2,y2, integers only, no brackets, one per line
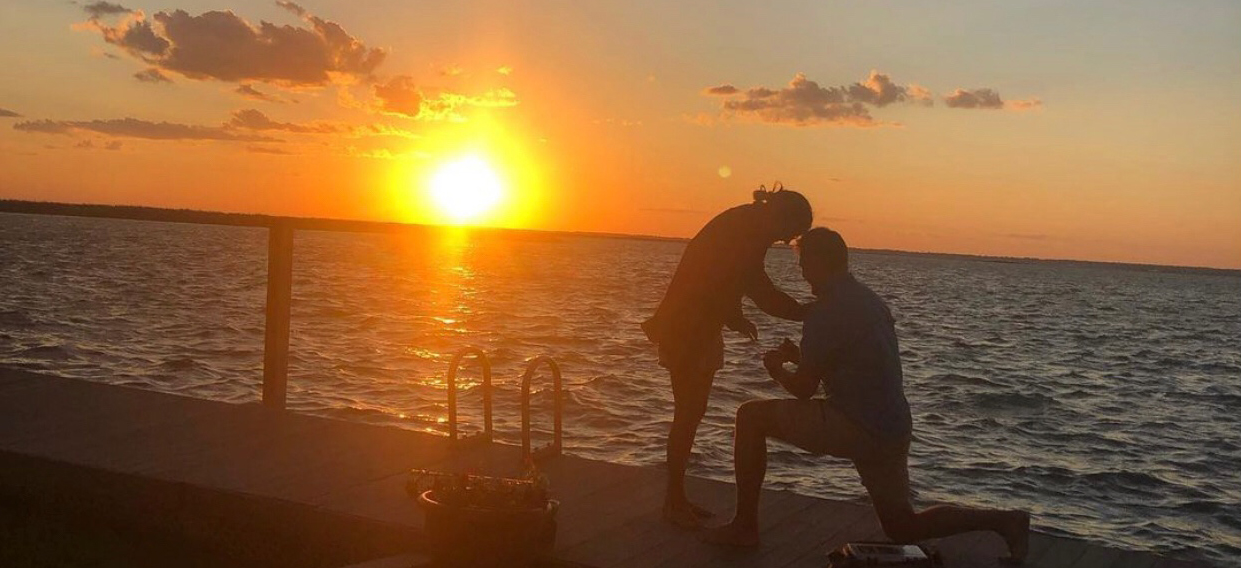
428,156,505,224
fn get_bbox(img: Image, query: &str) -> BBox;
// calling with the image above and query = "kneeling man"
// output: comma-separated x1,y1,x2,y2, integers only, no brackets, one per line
702,228,1029,564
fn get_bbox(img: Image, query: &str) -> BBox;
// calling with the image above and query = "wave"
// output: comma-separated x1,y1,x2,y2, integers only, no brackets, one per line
15,345,74,360
0,310,35,328
973,391,1056,412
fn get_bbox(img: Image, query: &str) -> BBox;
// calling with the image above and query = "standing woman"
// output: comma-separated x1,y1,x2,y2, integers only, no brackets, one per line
643,185,812,528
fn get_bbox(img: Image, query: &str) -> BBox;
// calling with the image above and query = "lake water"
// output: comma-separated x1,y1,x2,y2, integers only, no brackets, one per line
1,212,1238,566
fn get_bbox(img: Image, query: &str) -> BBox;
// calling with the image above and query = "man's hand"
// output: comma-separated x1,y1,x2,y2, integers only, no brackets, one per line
729,318,758,341
763,349,788,379
777,338,800,365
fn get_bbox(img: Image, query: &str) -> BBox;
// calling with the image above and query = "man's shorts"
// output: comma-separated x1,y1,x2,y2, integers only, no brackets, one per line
772,399,911,500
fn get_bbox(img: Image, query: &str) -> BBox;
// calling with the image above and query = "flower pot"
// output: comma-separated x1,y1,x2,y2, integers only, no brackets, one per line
417,490,559,568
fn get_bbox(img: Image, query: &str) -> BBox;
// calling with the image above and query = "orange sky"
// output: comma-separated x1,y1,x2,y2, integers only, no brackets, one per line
1,1,1238,269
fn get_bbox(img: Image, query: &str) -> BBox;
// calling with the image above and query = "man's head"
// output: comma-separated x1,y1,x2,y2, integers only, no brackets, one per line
795,227,848,295
752,185,812,243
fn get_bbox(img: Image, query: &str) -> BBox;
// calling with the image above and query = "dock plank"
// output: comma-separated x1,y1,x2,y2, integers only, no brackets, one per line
1105,549,1160,568
1071,544,1124,568
1029,534,1090,567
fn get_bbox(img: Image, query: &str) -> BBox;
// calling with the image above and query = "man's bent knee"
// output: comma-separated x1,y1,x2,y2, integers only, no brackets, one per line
736,400,779,431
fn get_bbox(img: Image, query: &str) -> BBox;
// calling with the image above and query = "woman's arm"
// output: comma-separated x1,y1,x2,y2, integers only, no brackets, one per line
746,269,807,321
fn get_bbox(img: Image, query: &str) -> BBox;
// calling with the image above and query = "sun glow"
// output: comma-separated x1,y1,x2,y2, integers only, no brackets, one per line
428,156,505,224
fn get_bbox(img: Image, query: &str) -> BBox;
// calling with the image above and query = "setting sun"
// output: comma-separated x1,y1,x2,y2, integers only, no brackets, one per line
428,156,505,224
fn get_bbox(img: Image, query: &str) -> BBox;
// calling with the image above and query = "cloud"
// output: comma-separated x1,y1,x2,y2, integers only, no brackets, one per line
0,108,19,118
703,85,738,96
227,109,338,133
373,75,518,121
82,1,132,20
14,117,280,141
708,72,881,127
1006,98,1043,111
943,88,1004,109
73,139,124,150
708,72,1040,125
275,0,306,18
234,84,286,103
247,145,293,154
79,2,385,87
704,71,937,127
373,76,422,117
497,66,512,75
133,67,171,83
907,84,934,106
942,88,1042,111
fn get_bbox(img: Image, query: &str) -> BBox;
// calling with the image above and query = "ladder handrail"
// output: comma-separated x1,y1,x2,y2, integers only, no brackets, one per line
446,346,492,444
521,355,563,462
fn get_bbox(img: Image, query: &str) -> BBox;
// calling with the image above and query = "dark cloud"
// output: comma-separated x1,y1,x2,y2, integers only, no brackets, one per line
234,84,284,103
82,1,132,19
942,88,1041,111
95,16,170,56
275,1,306,18
703,85,738,95
373,75,517,120
705,71,933,127
73,139,124,150
247,145,293,155
227,109,338,133
81,2,385,86
374,76,422,117
14,117,280,141
943,88,1004,109
0,108,19,118
708,72,1039,125
133,67,171,83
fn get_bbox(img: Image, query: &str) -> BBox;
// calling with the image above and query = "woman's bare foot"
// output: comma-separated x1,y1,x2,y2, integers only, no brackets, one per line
998,510,1030,564
699,520,760,547
663,501,712,529
687,502,716,519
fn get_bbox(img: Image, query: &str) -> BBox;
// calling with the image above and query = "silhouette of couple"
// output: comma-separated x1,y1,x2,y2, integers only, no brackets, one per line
643,185,1030,563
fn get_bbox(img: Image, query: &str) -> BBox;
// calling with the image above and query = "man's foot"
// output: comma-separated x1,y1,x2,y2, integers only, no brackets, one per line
663,501,712,529
699,520,760,547
998,510,1030,564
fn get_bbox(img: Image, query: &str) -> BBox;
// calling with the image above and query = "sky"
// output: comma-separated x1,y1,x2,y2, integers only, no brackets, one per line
1,0,1238,269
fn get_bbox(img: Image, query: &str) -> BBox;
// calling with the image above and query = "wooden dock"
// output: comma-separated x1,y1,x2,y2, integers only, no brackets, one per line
0,369,1209,568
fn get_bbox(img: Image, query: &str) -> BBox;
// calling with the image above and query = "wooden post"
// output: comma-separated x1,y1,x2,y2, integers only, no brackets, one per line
262,223,294,409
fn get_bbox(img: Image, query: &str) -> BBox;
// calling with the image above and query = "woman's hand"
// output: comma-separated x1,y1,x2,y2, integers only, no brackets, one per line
729,317,759,341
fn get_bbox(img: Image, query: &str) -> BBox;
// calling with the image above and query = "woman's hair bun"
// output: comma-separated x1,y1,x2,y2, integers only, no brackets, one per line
752,181,784,204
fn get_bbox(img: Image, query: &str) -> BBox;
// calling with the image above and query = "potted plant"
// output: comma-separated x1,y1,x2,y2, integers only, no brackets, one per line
407,467,557,567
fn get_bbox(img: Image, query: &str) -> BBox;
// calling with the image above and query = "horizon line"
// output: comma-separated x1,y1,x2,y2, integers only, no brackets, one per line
1,198,1237,274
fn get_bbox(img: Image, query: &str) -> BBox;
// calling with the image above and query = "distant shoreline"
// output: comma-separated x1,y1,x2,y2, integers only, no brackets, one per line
2,198,1238,275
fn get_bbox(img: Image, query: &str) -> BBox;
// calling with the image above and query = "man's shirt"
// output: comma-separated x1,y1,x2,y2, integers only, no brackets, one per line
799,273,912,442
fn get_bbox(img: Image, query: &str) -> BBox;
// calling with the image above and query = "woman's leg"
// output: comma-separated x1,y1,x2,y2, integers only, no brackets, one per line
665,364,716,526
